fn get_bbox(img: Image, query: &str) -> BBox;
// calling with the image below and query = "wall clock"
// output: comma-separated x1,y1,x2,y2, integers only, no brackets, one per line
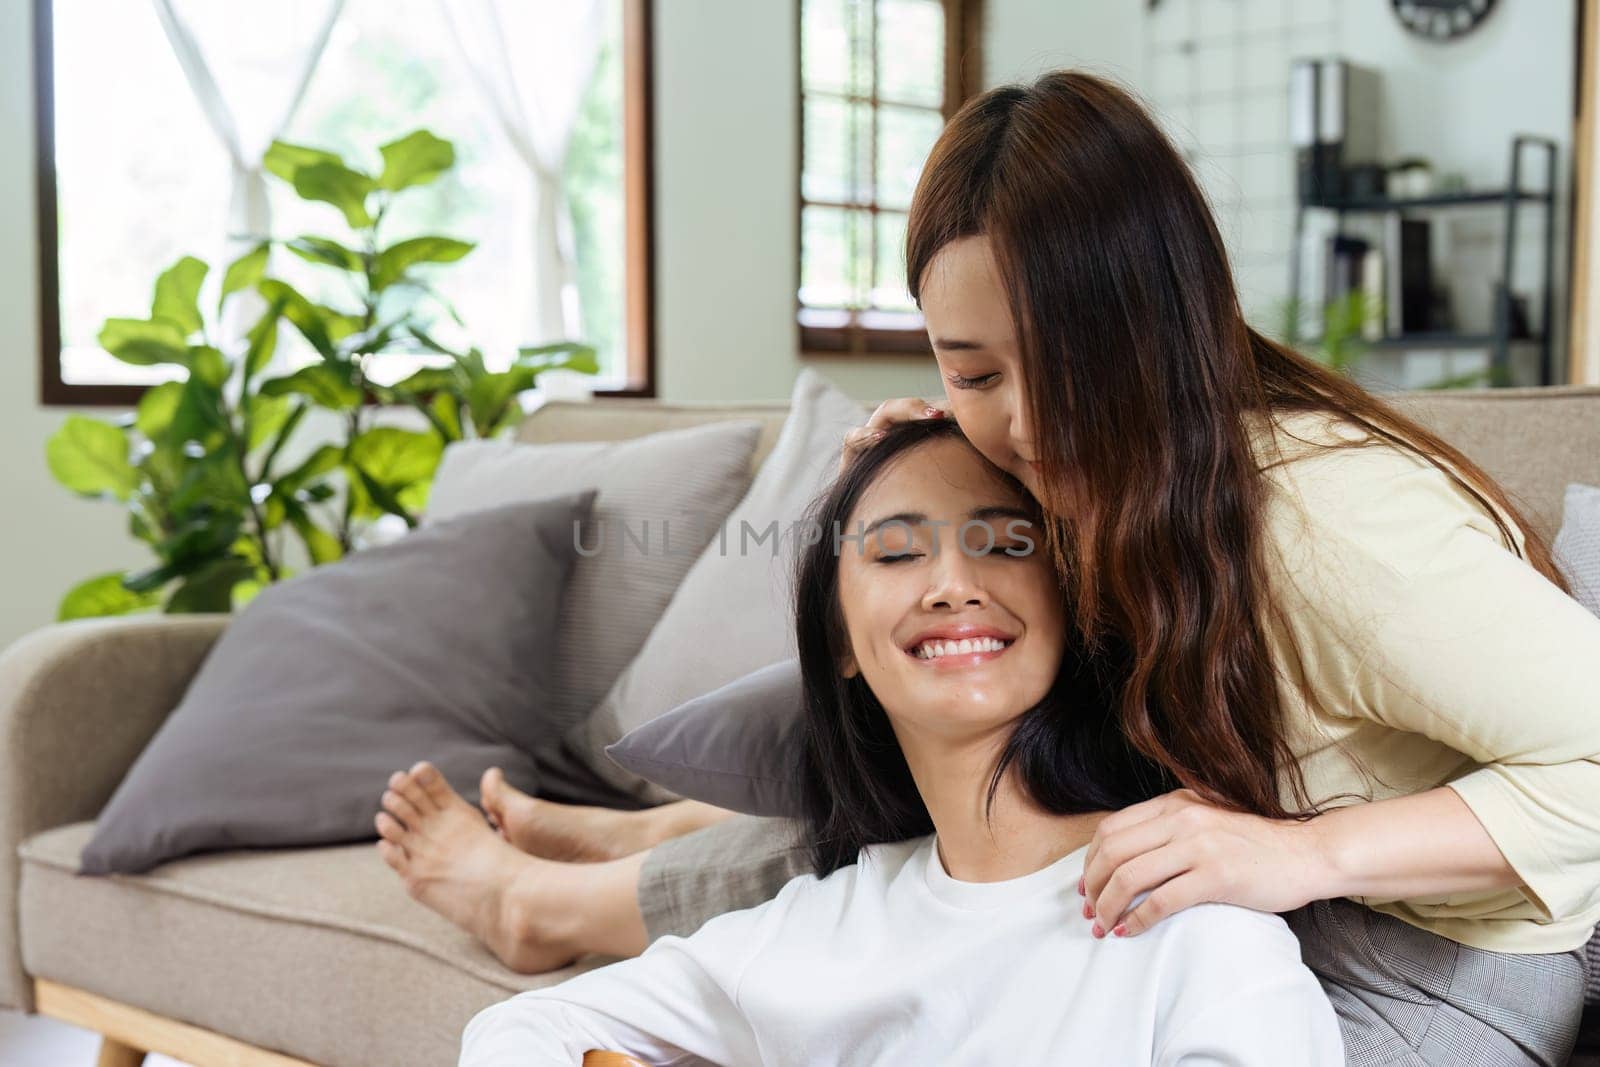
1391,0,1498,41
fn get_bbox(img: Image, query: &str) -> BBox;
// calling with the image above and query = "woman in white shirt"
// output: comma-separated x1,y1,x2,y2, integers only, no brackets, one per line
458,417,1344,1066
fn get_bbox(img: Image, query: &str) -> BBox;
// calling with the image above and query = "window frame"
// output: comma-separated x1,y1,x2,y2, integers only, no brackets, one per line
32,0,657,405
796,0,983,357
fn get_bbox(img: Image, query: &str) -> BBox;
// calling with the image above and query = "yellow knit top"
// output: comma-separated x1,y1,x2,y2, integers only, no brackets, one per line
1250,408,1600,954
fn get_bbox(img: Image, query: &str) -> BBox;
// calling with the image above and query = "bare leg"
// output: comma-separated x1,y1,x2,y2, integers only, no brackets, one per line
377,761,652,971
480,765,736,863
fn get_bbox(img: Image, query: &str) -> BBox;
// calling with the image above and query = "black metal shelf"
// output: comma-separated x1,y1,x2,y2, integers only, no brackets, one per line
1288,135,1558,386
1308,189,1547,212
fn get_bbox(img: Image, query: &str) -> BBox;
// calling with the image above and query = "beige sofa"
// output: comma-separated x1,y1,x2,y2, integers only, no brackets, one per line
3,387,1599,1067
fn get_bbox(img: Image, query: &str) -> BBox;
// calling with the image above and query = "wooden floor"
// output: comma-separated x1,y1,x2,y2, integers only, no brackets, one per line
0,1008,188,1067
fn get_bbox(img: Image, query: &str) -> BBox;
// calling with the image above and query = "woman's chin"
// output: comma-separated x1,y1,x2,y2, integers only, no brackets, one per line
898,676,1045,725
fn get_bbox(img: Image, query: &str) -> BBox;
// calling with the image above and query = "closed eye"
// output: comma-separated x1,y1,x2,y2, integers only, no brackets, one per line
877,553,923,564
945,371,998,390
967,543,1031,557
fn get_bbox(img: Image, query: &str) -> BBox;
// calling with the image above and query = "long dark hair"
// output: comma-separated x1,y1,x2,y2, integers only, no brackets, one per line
791,417,1174,878
903,69,1570,819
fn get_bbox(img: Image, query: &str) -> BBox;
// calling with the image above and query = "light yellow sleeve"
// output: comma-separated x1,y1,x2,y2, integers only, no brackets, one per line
1344,510,1600,922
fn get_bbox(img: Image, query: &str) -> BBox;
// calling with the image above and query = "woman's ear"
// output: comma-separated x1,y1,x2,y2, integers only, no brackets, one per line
840,650,860,679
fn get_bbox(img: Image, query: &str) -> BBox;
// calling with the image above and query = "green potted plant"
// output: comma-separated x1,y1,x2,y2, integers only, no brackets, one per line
47,129,597,620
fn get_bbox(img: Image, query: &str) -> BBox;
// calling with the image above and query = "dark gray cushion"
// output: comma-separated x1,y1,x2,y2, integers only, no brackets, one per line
603,657,804,818
79,491,596,875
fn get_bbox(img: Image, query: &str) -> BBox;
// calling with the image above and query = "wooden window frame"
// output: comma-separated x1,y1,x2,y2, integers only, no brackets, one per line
797,0,982,357
32,0,656,406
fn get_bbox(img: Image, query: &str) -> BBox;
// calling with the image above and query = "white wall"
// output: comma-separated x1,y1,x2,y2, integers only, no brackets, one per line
0,1,149,651
0,0,1582,647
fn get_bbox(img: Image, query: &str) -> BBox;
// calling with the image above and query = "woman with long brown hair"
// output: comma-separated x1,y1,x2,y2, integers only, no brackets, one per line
379,69,1599,1065
834,69,1600,1064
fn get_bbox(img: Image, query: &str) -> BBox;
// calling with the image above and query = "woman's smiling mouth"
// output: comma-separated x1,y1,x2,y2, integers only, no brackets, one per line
905,632,1016,668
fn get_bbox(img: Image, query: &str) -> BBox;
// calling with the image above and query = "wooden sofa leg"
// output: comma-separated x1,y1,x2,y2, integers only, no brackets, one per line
95,1036,146,1067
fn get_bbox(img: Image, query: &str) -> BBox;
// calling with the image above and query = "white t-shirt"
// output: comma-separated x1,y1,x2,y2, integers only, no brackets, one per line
459,833,1345,1066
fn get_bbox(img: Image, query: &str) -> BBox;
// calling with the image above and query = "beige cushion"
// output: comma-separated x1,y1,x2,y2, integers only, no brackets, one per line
428,421,764,736
517,399,792,474
1391,385,1600,541
18,822,618,1067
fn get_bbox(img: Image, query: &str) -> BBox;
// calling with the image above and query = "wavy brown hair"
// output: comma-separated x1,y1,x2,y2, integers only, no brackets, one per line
904,69,1571,819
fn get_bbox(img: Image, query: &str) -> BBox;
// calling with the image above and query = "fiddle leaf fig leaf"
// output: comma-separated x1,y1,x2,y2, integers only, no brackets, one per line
58,572,162,621
377,130,454,192
47,416,137,499
151,256,208,336
259,362,363,410
246,393,294,452
220,243,270,311
99,318,189,367
293,161,375,229
372,236,474,290
244,299,283,379
263,140,344,184
135,381,184,441
348,426,442,489
165,558,259,614
188,345,230,389
286,235,365,272
257,279,337,359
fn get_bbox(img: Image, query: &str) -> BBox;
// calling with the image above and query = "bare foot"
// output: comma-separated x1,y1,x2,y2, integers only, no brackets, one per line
377,760,589,973
479,766,662,863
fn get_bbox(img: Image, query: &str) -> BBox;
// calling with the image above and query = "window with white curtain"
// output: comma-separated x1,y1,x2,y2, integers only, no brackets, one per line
37,0,652,402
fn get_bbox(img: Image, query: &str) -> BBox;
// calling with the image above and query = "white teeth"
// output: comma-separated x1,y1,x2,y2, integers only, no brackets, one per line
913,637,1011,659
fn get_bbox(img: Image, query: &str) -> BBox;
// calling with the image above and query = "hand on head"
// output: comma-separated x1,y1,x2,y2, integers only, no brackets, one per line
839,396,949,475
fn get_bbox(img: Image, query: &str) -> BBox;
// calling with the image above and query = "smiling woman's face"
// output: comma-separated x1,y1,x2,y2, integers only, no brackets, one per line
836,435,1066,738
917,234,1043,501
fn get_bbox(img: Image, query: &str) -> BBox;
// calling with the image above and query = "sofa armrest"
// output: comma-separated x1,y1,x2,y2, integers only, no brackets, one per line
0,612,228,1011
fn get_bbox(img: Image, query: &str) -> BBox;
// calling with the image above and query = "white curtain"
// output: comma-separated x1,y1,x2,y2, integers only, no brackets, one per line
439,0,606,346
152,0,345,346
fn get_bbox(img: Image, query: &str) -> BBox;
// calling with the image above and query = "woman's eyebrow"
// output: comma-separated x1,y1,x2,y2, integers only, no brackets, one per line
931,337,985,352
861,505,1033,539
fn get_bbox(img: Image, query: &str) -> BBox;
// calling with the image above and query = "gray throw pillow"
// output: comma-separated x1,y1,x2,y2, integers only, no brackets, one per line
426,420,763,736
1554,482,1600,618
561,368,868,803
604,658,804,817
79,491,596,875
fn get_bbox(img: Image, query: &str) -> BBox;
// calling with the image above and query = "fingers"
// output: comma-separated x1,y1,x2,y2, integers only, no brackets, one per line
866,395,947,431
1081,813,1178,907
1087,842,1196,937
1081,789,1194,892
1116,872,1212,938
838,395,948,472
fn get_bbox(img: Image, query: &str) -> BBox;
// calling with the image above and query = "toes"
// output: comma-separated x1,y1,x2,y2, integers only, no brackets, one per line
411,760,456,810
376,839,407,872
382,788,422,827
375,811,408,844
480,767,504,812
393,766,434,813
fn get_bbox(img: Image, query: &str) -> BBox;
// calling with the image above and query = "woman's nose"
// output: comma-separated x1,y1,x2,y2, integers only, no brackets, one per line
1003,382,1034,456
921,545,988,610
